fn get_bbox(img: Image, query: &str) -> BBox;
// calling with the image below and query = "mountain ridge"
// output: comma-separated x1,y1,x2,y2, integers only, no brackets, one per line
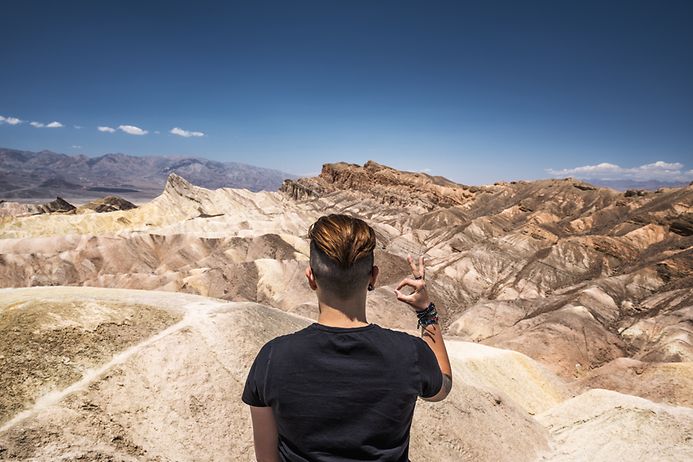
0,147,295,199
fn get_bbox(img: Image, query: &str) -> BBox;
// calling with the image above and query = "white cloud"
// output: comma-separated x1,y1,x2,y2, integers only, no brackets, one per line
0,115,22,125
74,125,82,129
170,127,205,138
547,160,693,182
118,124,148,136
72,145,82,149
29,120,63,128
97,126,116,133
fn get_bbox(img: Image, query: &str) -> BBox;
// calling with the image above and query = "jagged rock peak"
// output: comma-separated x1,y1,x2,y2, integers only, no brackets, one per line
0,197,76,218
163,172,201,200
46,197,76,212
282,161,477,209
77,196,137,214
361,160,461,188
320,160,463,188
280,179,317,201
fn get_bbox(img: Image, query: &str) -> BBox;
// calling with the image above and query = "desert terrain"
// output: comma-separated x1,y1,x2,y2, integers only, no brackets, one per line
0,161,691,460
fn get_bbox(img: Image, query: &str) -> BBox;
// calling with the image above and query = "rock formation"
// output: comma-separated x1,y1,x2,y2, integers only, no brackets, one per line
280,160,478,209
0,161,691,460
76,195,137,213
0,195,137,218
0,197,76,217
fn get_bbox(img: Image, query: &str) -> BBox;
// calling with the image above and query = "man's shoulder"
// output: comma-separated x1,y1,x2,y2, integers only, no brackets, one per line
372,325,420,346
262,323,316,346
262,323,419,346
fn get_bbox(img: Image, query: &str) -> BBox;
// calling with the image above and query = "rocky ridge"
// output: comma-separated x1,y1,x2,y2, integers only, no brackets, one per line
0,161,691,460
281,160,479,209
0,197,76,217
0,196,137,218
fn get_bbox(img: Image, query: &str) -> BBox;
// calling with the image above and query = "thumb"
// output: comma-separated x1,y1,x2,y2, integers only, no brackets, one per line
394,289,413,304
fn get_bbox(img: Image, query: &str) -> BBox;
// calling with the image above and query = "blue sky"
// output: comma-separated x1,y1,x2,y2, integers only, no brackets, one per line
1,0,692,184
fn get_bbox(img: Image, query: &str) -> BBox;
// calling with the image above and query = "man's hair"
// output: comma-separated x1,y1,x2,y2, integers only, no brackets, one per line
308,214,376,299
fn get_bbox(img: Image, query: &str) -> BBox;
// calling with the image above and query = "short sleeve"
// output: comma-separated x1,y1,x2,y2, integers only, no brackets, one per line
242,341,273,407
414,337,443,398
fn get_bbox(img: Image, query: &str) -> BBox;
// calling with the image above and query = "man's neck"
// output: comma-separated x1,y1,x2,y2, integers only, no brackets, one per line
316,298,369,328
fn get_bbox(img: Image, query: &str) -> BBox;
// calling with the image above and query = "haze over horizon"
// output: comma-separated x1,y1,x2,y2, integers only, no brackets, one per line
1,0,692,185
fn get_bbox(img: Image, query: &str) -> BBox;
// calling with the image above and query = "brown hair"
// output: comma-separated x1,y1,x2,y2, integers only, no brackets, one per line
308,214,376,298
308,214,376,268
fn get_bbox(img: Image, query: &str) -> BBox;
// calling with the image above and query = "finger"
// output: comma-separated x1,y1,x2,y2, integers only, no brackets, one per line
394,289,416,304
419,255,426,279
395,277,421,291
407,255,419,276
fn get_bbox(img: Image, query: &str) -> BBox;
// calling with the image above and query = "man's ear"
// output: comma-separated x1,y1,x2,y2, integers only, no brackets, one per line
305,266,318,290
370,265,379,286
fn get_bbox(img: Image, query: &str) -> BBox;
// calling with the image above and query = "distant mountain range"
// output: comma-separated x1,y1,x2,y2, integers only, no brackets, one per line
0,147,295,199
584,178,691,191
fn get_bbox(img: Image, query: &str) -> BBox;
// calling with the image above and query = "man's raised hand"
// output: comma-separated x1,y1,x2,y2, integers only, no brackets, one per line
394,255,431,311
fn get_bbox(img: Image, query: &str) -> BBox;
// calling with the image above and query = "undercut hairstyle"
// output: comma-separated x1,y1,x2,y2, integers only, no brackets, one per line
308,214,376,299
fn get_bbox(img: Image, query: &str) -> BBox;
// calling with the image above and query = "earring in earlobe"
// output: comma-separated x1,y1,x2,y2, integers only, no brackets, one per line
368,283,374,291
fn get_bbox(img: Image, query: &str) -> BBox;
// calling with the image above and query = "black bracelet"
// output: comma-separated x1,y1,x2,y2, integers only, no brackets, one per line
416,302,439,329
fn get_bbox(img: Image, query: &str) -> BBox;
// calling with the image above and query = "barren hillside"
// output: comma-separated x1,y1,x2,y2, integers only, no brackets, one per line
1,287,690,461
0,161,691,460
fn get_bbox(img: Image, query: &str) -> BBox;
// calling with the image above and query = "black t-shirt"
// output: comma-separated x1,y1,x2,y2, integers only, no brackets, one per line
242,322,443,462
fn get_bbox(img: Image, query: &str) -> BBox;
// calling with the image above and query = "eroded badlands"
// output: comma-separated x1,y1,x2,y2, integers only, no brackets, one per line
0,161,691,460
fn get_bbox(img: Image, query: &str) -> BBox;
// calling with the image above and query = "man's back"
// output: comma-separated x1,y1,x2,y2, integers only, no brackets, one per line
242,322,443,462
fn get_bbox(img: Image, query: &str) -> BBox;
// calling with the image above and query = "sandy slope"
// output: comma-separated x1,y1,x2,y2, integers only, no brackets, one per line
537,389,693,461
1,287,691,461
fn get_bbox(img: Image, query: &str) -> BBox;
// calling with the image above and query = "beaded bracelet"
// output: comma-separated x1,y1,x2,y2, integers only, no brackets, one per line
416,302,439,329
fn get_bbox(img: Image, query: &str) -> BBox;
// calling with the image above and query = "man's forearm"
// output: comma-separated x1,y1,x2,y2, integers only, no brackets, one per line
421,322,452,379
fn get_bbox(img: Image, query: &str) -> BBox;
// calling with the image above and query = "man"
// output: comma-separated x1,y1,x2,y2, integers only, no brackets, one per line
242,214,453,461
